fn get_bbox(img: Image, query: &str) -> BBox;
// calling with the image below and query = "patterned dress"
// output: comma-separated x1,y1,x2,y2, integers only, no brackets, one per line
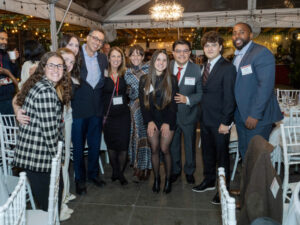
125,64,152,171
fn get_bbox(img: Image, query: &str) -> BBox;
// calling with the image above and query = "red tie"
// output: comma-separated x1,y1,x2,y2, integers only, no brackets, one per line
177,67,183,82
202,62,211,85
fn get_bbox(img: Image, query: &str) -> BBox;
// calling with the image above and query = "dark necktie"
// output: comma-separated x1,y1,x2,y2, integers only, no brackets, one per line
177,67,183,82
202,62,211,85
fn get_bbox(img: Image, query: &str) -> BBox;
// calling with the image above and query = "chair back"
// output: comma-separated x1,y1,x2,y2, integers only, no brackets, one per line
218,167,236,225
277,89,300,104
0,172,27,225
280,124,300,204
47,141,63,225
0,114,18,176
289,109,300,126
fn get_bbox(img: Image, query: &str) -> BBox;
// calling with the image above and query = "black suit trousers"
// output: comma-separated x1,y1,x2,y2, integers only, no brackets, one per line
200,124,230,184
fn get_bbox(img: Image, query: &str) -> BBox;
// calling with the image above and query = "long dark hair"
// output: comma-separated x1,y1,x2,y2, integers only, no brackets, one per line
58,34,81,83
24,40,45,63
16,52,71,106
143,50,172,110
107,47,126,78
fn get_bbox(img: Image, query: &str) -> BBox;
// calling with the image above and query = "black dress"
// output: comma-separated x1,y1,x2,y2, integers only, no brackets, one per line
139,74,178,130
102,76,130,151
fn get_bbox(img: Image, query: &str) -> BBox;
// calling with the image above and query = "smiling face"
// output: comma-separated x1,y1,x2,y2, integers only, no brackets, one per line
172,44,191,67
66,37,79,56
62,52,75,73
203,42,222,61
86,30,105,54
44,56,64,85
109,49,122,71
154,52,168,75
129,49,144,67
0,32,8,50
232,23,253,50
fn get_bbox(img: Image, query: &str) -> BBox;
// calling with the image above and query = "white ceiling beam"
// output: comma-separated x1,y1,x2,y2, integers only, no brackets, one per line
248,0,257,11
104,0,151,21
0,0,102,28
103,8,300,29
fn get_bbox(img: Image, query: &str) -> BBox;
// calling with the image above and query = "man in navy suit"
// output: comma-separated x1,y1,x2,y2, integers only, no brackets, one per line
192,31,236,205
232,22,283,159
72,29,108,195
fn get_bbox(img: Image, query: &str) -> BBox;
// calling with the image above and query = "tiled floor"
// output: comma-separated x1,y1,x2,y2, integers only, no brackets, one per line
63,134,241,225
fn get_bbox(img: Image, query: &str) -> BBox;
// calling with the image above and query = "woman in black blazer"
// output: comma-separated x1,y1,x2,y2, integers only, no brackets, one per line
139,50,178,194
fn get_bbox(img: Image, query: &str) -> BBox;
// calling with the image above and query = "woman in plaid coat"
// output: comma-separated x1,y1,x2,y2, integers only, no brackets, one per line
13,52,71,211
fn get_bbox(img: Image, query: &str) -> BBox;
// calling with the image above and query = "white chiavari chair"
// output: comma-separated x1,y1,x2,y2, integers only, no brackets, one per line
277,89,300,104
289,109,300,126
0,172,27,225
280,124,300,214
218,167,236,225
229,125,239,181
0,114,36,210
26,141,63,225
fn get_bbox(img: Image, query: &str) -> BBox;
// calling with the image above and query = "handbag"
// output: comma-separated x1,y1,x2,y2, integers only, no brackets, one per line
103,85,116,126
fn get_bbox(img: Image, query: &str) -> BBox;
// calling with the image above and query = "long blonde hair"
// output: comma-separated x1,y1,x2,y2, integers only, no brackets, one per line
143,50,172,110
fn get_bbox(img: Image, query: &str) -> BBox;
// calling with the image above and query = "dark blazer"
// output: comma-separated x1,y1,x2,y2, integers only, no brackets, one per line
239,135,282,225
71,47,108,119
200,57,236,127
234,42,283,126
170,60,202,126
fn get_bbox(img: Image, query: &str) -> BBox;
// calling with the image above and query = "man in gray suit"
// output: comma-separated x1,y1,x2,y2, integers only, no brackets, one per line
170,39,203,184
232,22,283,159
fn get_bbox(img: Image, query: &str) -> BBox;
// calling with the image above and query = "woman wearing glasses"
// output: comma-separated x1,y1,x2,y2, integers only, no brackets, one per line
13,52,71,211
139,50,178,194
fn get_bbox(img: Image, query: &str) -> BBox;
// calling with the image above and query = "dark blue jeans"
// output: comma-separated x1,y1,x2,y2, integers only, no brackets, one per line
72,116,102,182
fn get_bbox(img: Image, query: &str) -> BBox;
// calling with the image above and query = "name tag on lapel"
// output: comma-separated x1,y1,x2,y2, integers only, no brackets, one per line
113,97,123,105
184,77,195,85
241,65,253,76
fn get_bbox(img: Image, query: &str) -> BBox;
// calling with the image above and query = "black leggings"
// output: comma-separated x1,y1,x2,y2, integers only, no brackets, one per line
26,169,63,212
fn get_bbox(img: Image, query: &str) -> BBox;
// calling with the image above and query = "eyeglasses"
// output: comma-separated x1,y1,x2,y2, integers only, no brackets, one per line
89,35,104,44
174,49,190,54
46,63,64,71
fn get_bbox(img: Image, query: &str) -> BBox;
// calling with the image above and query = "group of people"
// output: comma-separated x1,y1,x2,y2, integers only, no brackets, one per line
0,21,283,220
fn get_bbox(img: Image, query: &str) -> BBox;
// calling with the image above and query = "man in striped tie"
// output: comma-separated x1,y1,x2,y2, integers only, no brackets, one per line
170,39,203,184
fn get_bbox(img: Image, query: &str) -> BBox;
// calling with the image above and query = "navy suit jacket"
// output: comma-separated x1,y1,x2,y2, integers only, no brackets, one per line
234,42,283,126
71,47,108,119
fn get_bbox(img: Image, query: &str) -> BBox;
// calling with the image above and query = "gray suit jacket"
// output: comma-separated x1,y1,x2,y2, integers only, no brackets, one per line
170,60,203,125
234,42,283,126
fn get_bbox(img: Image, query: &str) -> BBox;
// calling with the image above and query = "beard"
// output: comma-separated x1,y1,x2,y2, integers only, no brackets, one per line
0,43,7,52
233,38,250,50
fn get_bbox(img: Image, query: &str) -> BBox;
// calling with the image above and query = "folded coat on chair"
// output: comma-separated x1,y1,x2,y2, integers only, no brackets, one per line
239,135,283,225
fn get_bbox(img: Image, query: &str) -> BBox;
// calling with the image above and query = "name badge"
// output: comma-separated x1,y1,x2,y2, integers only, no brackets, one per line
184,77,195,85
241,65,253,76
113,97,123,105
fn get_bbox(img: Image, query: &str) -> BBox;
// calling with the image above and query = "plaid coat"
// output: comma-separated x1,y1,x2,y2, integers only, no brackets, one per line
13,77,64,172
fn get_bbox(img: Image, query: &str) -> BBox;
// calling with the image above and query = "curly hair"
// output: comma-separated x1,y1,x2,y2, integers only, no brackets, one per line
16,52,71,106
56,48,73,105
58,33,82,83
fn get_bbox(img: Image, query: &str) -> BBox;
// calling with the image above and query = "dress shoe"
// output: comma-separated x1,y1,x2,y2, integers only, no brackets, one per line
88,177,106,187
186,174,195,184
163,178,172,194
170,173,180,183
118,174,128,185
152,176,161,193
75,182,87,195
211,193,220,205
111,173,119,182
192,179,215,193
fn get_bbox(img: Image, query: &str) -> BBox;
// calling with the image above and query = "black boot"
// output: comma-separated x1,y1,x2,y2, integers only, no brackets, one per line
163,178,172,194
118,174,128,185
152,175,161,193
